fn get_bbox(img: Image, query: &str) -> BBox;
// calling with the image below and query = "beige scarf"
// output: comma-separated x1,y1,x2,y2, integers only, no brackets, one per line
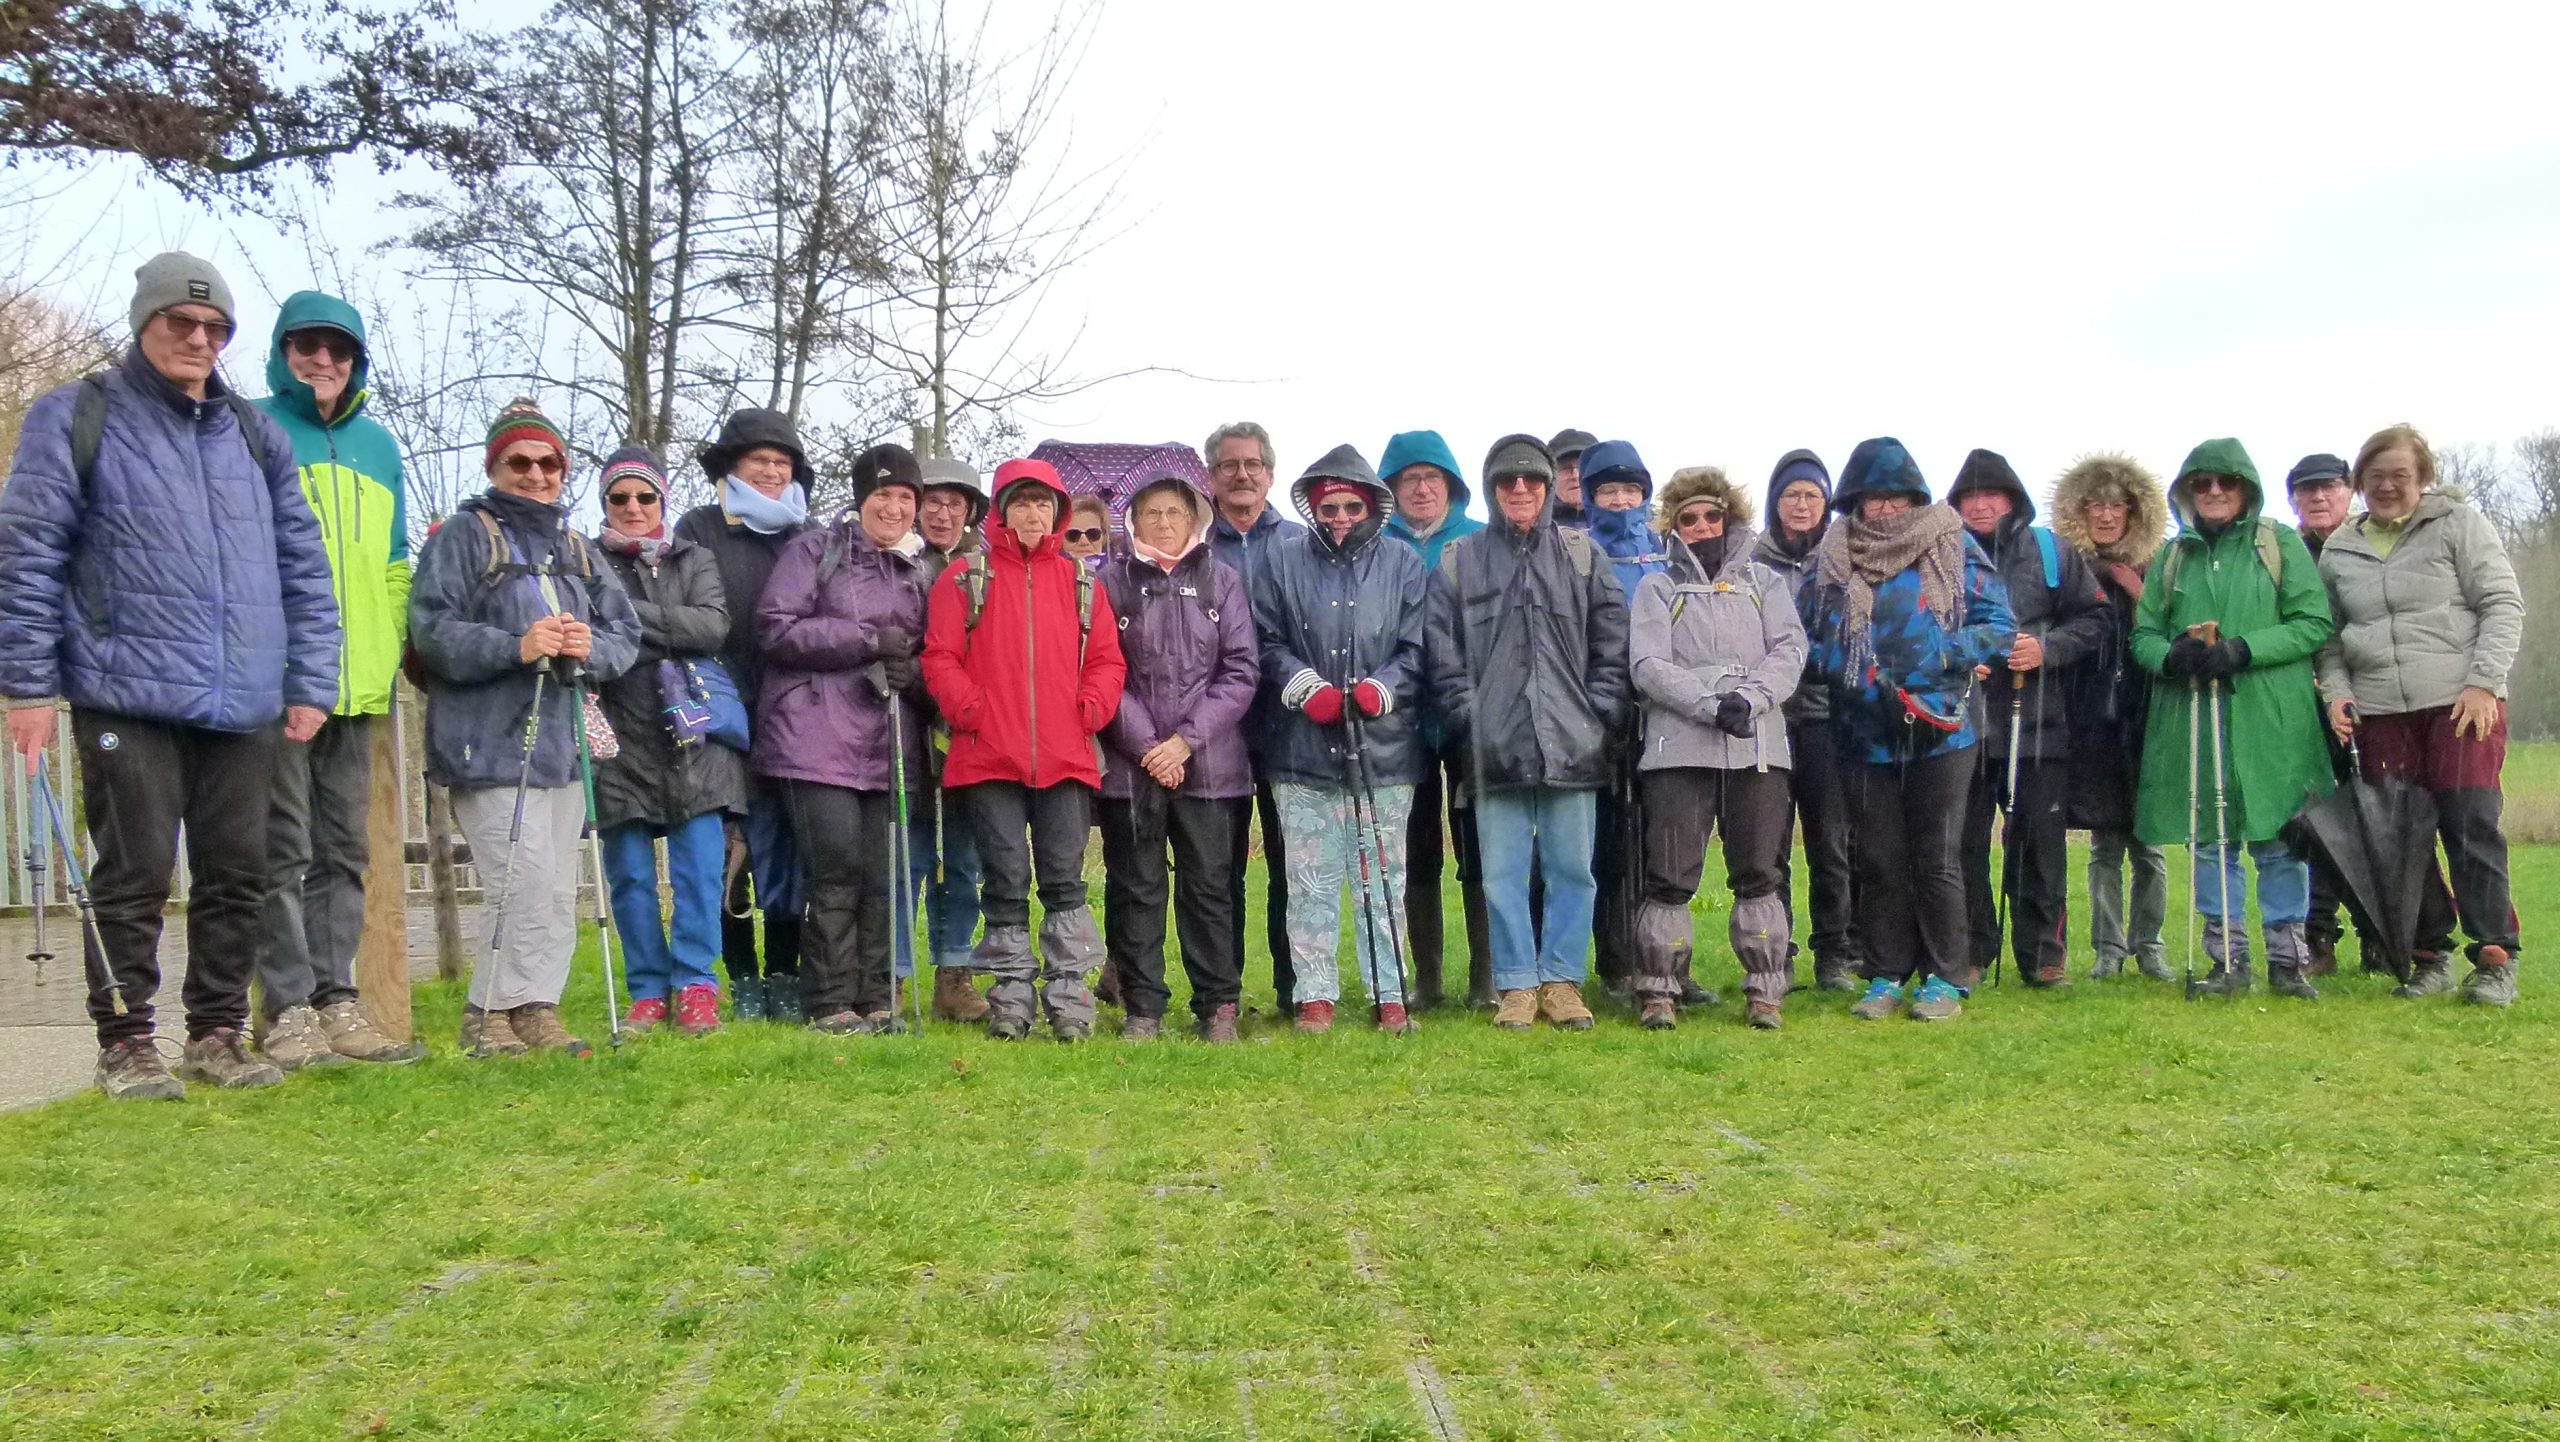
1813,502,1967,674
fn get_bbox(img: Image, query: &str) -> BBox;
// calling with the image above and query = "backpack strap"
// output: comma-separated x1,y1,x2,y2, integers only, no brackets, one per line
2254,517,2283,583
69,374,272,498
960,550,991,628
2034,525,2060,591
1075,563,1095,670
1558,526,1596,579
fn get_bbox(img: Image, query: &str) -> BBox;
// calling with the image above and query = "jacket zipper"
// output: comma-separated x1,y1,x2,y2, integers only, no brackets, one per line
203,397,229,718
327,421,351,714
1024,556,1039,781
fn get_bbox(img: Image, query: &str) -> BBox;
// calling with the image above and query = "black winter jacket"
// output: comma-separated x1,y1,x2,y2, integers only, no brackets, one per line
593,537,748,829
1972,512,2113,763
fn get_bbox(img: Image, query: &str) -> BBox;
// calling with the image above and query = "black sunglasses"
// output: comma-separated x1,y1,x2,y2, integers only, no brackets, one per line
1062,527,1105,543
285,330,355,362
607,489,661,507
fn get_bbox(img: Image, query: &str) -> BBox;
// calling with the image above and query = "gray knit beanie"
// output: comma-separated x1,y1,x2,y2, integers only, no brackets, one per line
130,252,235,336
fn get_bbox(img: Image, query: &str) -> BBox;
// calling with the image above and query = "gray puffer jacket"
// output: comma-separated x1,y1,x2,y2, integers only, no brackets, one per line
593,536,747,829
2314,491,2524,715
1631,524,1805,772
1427,438,1632,793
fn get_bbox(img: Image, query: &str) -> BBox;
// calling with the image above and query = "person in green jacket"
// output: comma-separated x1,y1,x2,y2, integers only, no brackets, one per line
2129,438,2335,1001
251,291,423,1068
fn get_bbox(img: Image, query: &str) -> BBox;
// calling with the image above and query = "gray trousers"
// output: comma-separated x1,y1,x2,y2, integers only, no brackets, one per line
2087,828,2168,970
258,713,375,1021
452,783,585,1010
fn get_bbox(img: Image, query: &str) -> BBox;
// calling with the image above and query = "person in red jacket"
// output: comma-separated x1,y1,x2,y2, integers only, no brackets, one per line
923,458,1127,1040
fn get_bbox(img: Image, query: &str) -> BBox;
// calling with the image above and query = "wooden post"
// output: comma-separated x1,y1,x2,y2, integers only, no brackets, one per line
354,715,412,1041
425,782,465,981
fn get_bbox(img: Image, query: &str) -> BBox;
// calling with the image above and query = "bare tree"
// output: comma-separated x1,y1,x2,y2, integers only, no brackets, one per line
866,0,1140,458
0,285,113,470
2437,440,2513,537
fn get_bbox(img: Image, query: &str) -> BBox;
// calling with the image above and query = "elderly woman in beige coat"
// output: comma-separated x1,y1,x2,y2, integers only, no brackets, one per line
1627,467,1807,1031
2315,423,2526,1005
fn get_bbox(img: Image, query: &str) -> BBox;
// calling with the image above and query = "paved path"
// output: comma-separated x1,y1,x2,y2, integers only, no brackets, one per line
0,908,465,1112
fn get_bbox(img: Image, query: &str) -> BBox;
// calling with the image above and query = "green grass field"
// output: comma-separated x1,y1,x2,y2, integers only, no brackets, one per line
3,814,2555,1438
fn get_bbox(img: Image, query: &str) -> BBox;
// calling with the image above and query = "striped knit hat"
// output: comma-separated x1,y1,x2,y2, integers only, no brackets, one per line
484,396,568,475
599,444,665,497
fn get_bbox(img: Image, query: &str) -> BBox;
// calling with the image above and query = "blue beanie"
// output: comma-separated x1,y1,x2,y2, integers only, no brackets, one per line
1378,429,1471,505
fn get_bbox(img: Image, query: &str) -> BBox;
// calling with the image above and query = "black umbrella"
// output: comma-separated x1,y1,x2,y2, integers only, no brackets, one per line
2290,741,2438,983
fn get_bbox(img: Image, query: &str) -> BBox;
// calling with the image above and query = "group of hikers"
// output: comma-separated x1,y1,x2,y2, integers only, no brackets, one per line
0,254,2530,1101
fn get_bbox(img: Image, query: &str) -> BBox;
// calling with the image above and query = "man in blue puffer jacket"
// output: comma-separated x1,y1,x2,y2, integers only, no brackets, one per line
0,252,341,1100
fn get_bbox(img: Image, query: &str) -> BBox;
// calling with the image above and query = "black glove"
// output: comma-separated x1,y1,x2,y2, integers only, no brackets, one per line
873,625,914,659
872,654,919,695
1713,693,1755,738
2163,634,2212,678
2204,637,2252,678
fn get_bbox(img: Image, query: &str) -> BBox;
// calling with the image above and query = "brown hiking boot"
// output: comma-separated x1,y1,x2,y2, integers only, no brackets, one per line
1197,1002,1240,1044
316,999,427,1063
257,1004,346,1073
506,1003,593,1057
1122,1015,1162,1041
1638,997,1678,1031
1536,981,1595,1031
1746,1001,1783,1030
96,1037,185,1100
1493,988,1538,1030
175,1028,284,1089
2305,935,2339,976
460,1005,529,1057
932,966,991,1023
2026,965,2069,989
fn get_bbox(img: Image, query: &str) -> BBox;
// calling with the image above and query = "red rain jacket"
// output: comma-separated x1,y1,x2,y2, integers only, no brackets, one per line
923,513,1125,789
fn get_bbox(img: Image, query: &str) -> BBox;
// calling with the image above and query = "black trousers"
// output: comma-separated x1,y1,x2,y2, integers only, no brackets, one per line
1098,793,1242,1019
1961,752,2071,975
72,709,280,1044
1406,754,1493,1007
1591,745,1641,985
1225,781,1292,1008
258,711,373,1020
967,780,1093,928
1639,766,1792,903
783,780,897,1017
1776,715,1860,966
1847,745,1977,989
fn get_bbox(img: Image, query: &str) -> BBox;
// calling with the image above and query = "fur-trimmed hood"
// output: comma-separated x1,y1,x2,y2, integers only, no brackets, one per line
2050,453,2169,569
1653,466,1755,533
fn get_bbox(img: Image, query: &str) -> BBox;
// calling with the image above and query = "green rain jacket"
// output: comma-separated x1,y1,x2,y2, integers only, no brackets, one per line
2129,438,2334,847
255,291,411,716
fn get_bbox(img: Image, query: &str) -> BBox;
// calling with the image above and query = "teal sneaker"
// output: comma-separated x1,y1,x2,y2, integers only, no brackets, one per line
1848,978,1905,1021
1909,976,1966,1022
731,975,768,1021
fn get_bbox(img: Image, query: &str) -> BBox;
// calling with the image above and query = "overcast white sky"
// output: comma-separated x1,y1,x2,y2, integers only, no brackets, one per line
28,0,2560,523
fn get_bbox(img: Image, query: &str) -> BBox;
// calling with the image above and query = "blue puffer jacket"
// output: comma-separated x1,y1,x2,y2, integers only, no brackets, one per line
409,489,642,789
0,349,340,730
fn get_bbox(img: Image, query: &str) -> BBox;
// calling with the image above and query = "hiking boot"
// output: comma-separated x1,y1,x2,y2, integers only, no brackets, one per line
674,984,722,1036
460,1005,527,1058
1493,988,1538,1030
2394,956,2456,999
1375,1002,1414,1035
257,1004,346,1073
2187,963,2252,1000
2090,954,2124,981
2025,964,2070,989
316,999,425,1063
1678,979,1721,1010
507,1003,592,1057
765,971,808,1025
1122,1015,1163,1042
2136,951,2177,983
810,1009,872,1035
2461,948,2518,1008
1746,1001,1783,1031
1537,981,1595,1031
96,1037,184,1101
176,1028,285,1089
1813,958,1860,993
1638,997,1678,1030
867,1010,908,1036
1197,1003,1241,1044
1093,959,1124,1009
1908,976,1965,1022
1849,978,1906,1021
624,996,670,1032
932,967,990,1023
1294,1000,1335,1035
1053,1017,1091,1043
731,975,769,1021
987,1014,1031,1041
2268,965,2321,1000
2306,935,2339,976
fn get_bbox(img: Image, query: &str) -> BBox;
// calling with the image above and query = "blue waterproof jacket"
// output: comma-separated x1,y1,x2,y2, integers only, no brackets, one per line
0,349,339,730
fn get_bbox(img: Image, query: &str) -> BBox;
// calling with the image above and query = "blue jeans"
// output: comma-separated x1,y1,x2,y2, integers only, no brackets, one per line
2193,837,2310,925
1476,787,1599,990
904,790,983,976
602,811,726,1000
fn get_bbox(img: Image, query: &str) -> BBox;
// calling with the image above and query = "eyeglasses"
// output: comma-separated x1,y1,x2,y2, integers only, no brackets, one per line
284,331,354,363
1063,527,1105,543
606,489,660,507
1315,501,1368,519
154,310,234,344
1212,458,1269,477
2190,473,2244,494
501,454,566,477
1675,505,1725,527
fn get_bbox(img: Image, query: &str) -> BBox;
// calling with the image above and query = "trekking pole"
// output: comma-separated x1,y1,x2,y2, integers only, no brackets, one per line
486,666,549,961
2207,673,2233,996
34,769,122,1015
23,787,48,989
566,666,625,1048
2183,676,2201,992
1337,722,1390,1019
1346,710,1415,1027
1993,669,2026,988
876,669,921,1037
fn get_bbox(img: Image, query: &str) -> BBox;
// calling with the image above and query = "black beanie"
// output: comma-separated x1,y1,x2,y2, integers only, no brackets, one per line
852,443,923,505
